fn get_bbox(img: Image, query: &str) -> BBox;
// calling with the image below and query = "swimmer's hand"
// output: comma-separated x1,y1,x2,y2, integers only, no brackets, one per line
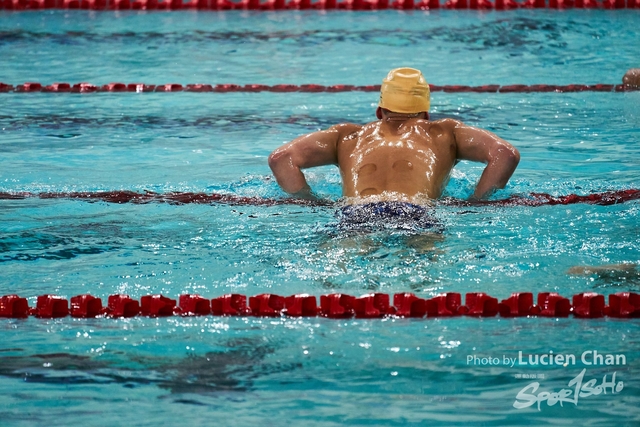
290,185,322,201
467,192,492,203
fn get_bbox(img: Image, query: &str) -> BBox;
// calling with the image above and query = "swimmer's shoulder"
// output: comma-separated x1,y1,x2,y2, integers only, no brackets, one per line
420,117,464,132
418,118,461,156
329,122,363,135
419,118,466,147
329,122,365,144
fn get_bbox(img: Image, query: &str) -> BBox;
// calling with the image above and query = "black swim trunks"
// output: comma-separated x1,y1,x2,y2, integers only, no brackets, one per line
337,201,442,232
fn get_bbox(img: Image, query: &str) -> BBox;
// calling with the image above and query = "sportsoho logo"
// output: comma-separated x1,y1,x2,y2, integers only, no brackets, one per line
513,368,623,411
466,350,627,411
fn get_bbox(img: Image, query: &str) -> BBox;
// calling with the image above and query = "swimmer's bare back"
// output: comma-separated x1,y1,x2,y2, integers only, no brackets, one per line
268,115,520,203
337,118,459,202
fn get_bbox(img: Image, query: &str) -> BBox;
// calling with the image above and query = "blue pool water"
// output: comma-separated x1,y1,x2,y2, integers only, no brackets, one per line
1,9,640,426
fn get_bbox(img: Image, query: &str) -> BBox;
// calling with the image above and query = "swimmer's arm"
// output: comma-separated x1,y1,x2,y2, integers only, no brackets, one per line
452,121,520,200
268,124,361,199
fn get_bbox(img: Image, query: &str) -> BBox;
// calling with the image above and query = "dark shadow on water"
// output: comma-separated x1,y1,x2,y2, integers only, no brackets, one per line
0,113,351,137
0,337,301,394
592,273,640,291
0,227,122,263
0,18,595,53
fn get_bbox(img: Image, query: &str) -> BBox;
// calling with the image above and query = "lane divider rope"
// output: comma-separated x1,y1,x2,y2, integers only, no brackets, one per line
2,0,639,10
0,82,638,93
1,291,639,319
2,189,640,207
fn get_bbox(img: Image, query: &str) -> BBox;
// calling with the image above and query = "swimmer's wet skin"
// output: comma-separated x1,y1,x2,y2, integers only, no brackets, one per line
268,67,520,216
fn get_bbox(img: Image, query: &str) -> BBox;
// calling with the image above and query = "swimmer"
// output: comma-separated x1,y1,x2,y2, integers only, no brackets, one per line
268,67,520,216
567,263,638,277
567,263,640,287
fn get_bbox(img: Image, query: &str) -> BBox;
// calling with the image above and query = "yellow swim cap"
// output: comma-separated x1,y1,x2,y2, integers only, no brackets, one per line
378,67,430,114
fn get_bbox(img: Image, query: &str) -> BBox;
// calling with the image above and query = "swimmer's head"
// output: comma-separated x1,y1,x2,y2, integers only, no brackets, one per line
623,68,640,88
378,68,430,116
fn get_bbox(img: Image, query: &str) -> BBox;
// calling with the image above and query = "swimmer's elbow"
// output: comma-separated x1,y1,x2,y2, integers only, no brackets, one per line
496,147,520,188
492,145,520,171
267,151,279,171
505,147,520,170
268,149,291,173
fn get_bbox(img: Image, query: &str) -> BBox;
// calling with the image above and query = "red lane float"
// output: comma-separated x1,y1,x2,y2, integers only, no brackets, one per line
71,294,103,317
140,294,177,316
2,292,639,319
442,188,640,208
537,292,571,317
354,293,392,318
0,295,30,318
462,292,499,316
608,292,640,318
15,82,43,92
211,293,250,315
320,293,356,318
393,293,428,317
0,82,638,93
107,294,140,317
155,83,183,92
179,294,211,315
1,0,640,9
2,189,640,208
573,292,606,318
34,295,69,318
426,292,462,316
249,293,286,316
498,292,535,317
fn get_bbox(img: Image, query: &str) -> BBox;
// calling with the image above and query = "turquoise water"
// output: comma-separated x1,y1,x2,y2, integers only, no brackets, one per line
1,9,640,426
